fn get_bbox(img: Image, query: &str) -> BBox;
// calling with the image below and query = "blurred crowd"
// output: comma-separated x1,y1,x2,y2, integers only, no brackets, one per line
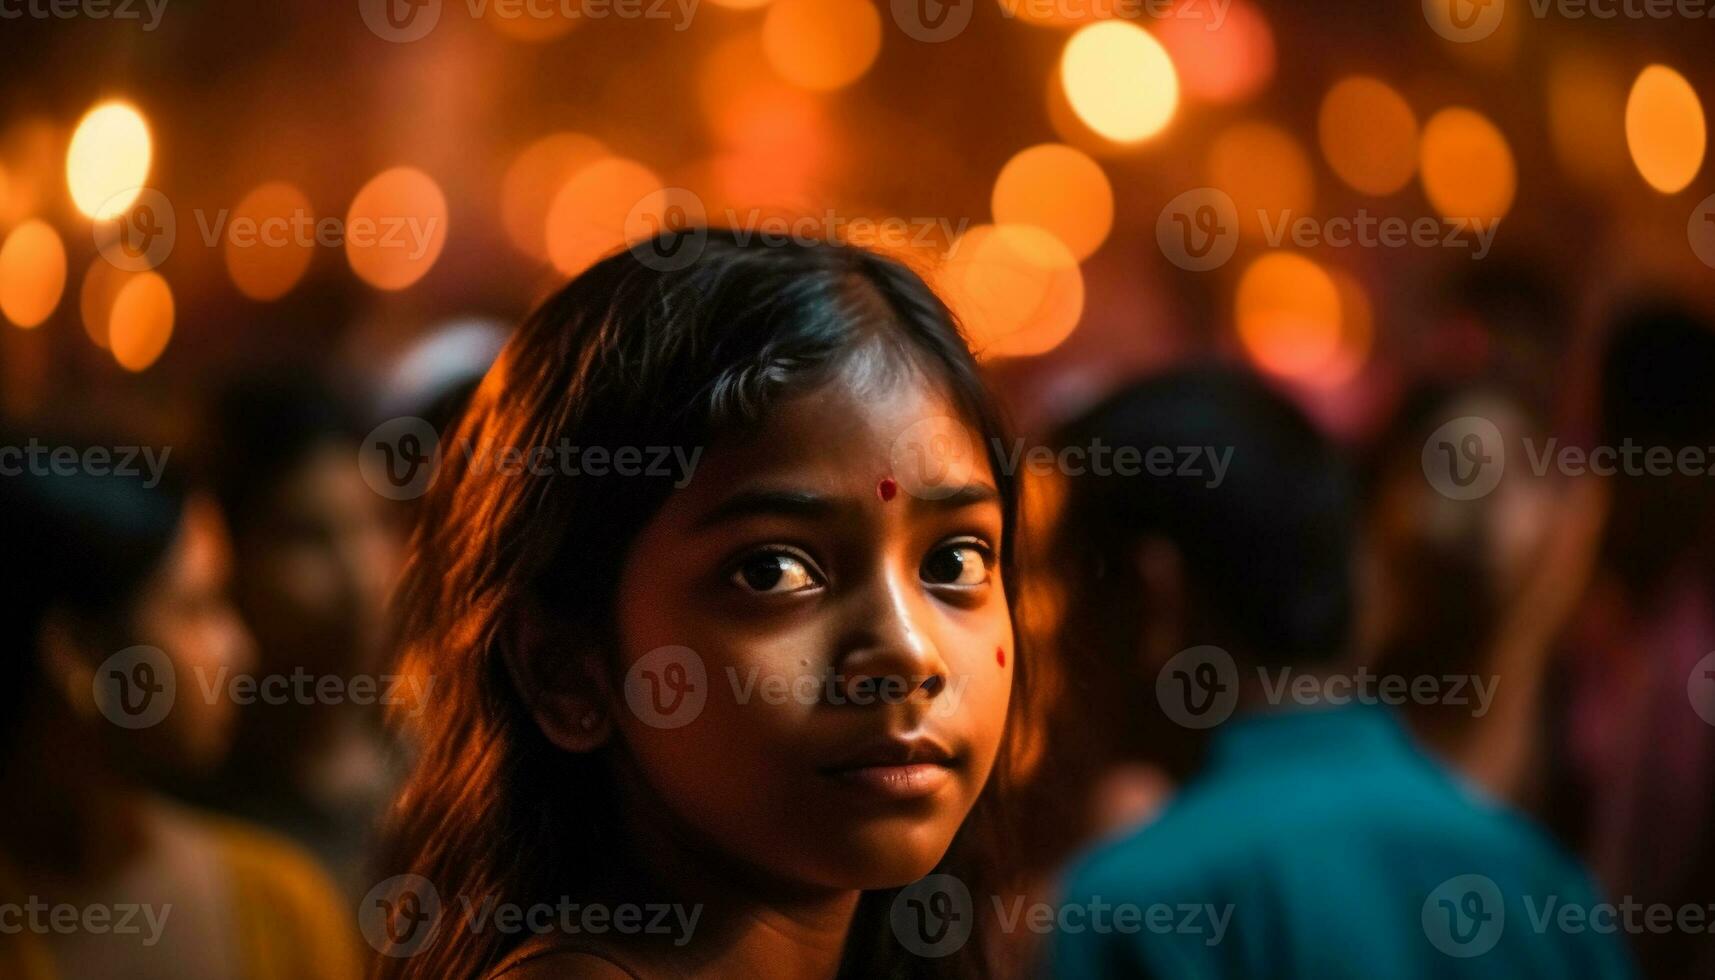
1,264,1713,976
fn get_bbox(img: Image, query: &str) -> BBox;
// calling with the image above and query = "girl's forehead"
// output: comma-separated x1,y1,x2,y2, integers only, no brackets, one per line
682,371,995,504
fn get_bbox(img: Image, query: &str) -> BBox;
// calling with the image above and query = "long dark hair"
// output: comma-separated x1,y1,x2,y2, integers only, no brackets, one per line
374,232,1043,979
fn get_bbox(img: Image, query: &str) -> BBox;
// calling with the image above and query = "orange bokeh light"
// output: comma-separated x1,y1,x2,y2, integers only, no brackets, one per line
79,258,133,349
225,181,316,302
991,143,1113,261
108,270,174,372
1235,252,1341,380
939,224,1084,359
345,166,449,291
1625,64,1706,194
1153,0,1274,105
544,156,664,276
1419,107,1515,223
1319,76,1418,196
66,101,151,219
1060,20,1179,144
1319,267,1374,388
501,133,608,259
761,0,881,92
0,219,66,329
1206,122,1314,242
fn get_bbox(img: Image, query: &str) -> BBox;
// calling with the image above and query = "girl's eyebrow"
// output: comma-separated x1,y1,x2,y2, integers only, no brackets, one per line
693,482,1002,530
694,488,835,529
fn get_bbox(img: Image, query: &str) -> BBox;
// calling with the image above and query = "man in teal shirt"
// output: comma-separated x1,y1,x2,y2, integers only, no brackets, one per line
1046,369,1635,979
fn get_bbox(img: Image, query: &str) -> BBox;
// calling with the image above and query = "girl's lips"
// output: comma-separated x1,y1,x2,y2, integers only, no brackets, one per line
822,761,955,800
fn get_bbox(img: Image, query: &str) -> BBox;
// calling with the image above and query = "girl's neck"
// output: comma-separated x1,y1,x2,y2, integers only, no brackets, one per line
599,765,861,980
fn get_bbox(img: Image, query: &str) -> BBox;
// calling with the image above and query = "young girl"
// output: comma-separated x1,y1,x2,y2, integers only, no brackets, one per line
375,232,1042,978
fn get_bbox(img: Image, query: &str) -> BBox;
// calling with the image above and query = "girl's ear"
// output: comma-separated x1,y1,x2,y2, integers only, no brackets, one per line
501,592,616,753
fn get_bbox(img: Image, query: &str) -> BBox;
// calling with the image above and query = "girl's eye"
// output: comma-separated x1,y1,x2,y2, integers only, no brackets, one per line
731,551,822,594
921,541,992,587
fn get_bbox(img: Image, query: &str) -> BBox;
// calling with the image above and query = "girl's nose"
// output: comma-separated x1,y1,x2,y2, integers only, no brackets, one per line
832,571,950,706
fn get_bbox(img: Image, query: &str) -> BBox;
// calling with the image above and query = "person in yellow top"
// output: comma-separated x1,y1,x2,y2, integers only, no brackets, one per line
0,427,365,980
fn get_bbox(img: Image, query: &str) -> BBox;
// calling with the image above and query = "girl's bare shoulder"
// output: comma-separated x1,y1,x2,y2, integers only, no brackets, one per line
484,936,648,980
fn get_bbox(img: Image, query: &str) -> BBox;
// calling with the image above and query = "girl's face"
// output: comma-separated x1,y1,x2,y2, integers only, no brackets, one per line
610,360,1013,892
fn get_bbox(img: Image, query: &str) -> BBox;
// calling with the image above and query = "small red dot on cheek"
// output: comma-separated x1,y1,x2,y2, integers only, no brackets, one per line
996,646,1006,668
877,478,898,502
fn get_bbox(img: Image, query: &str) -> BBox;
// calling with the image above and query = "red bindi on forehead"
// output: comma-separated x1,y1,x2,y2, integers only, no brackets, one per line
876,477,898,502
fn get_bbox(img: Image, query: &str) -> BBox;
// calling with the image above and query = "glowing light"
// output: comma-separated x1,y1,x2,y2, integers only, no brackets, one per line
1625,65,1706,194
1153,0,1274,105
66,101,152,219
0,219,66,328
544,156,664,277
345,167,448,291
79,258,132,348
707,0,774,8
1235,252,1341,380
991,143,1113,261
108,271,174,372
225,181,315,301
501,133,608,259
1419,107,1515,223
1319,76,1418,196
939,224,1084,359
995,0,1103,27
1320,268,1374,387
1205,122,1313,243
1060,21,1179,144
483,2,576,41
1547,49,1629,187
761,0,881,92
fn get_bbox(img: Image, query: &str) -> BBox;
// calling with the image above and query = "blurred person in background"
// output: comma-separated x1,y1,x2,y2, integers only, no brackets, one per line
1360,382,1607,800
1547,301,1715,980
1046,367,1633,979
0,428,363,980
193,372,404,899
